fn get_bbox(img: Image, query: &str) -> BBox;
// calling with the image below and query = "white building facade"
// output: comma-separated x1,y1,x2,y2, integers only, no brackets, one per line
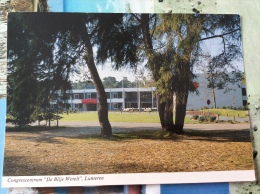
57,80,246,112
63,87,158,112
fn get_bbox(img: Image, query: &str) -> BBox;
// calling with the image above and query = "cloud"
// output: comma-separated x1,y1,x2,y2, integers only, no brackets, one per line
96,3,102,12
106,0,112,10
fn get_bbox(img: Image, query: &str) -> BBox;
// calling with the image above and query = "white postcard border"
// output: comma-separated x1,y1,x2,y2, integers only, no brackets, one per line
2,170,255,188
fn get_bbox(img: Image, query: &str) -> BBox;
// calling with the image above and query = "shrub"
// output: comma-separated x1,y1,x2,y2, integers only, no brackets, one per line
209,116,216,122
199,116,206,122
243,105,249,110
192,115,199,120
199,115,216,122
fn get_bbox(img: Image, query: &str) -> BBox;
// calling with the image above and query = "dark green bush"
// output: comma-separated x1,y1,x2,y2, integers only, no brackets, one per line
192,115,199,120
199,116,206,122
199,115,216,122
209,116,216,122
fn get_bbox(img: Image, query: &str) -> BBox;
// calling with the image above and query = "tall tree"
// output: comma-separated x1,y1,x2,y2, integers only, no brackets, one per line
94,13,242,134
154,14,242,133
8,13,131,137
83,29,112,137
95,13,174,131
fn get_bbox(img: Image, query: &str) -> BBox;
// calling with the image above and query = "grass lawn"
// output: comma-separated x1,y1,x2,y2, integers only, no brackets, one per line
192,109,249,117
59,112,200,124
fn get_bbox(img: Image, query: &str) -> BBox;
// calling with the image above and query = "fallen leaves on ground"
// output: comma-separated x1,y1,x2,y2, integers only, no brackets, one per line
3,127,254,176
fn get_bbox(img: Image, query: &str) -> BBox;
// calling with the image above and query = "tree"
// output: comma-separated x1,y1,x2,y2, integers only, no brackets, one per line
102,76,118,88
201,54,243,108
95,13,242,134
8,13,130,137
154,14,242,133
7,13,73,128
95,13,174,131
84,29,112,137
118,77,133,88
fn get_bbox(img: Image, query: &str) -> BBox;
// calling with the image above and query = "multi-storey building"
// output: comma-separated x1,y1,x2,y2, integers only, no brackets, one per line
62,87,158,112
56,75,246,112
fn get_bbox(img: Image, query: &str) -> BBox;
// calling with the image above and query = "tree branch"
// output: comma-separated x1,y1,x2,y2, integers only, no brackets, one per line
199,28,241,42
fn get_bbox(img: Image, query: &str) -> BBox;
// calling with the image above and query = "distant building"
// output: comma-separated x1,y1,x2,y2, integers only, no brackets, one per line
54,77,246,111
57,87,157,112
186,75,246,110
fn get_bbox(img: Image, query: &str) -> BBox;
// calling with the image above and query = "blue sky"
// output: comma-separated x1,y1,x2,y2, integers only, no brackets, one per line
47,0,63,12
48,0,124,12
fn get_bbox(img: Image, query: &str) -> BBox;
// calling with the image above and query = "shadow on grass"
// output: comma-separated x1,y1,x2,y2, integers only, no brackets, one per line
111,129,251,143
5,125,251,143
6,125,67,132
183,129,251,142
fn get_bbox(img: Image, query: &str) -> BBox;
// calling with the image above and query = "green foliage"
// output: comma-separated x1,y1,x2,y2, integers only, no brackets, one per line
199,116,206,122
199,115,216,123
7,13,75,127
204,108,248,118
192,115,199,120
72,81,94,89
102,76,118,88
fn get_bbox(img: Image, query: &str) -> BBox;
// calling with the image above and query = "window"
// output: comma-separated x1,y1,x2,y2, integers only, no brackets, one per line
87,93,91,99
75,104,79,108
113,93,118,99
91,93,97,98
74,94,79,99
243,100,247,106
242,88,247,96
113,103,118,109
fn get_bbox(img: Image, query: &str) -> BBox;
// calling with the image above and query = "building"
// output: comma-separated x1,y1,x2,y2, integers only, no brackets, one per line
186,75,246,110
55,74,246,112
61,87,158,112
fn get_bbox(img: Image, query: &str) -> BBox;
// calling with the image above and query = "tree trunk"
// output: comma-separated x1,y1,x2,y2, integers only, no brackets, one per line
84,31,112,138
140,14,172,130
174,90,188,134
212,88,216,109
164,96,174,132
157,95,166,130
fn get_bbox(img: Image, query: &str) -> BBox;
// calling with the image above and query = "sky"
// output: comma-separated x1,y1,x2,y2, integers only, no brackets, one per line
47,0,244,83
48,0,153,13
48,0,123,13
47,0,63,12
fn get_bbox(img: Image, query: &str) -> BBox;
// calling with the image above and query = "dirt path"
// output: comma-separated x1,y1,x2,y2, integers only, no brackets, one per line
6,122,250,138
55,121,251,135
